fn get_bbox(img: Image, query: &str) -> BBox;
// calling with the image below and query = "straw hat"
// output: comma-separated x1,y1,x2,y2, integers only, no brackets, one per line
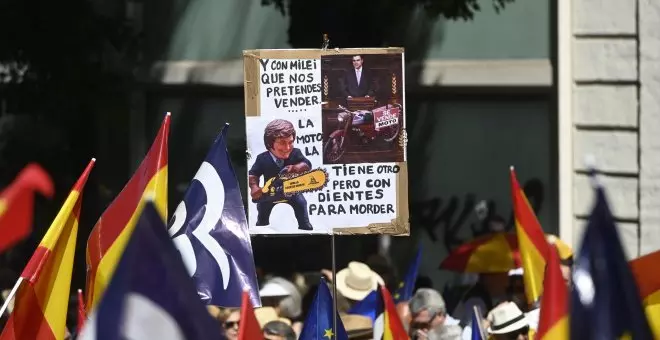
254,307,292,328
336,262,384,301
341,314,373,338
487,302,530,334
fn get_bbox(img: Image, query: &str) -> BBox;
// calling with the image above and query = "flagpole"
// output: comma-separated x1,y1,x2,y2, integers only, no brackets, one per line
331,232,338,339
0,277,23,318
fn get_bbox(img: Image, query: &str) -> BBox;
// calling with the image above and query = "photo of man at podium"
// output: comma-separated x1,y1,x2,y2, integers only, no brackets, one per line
341,55,378,100
320,51,405,164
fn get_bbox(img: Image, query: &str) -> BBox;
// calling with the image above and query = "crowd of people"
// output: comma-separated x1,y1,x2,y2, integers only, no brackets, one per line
201,240,570,340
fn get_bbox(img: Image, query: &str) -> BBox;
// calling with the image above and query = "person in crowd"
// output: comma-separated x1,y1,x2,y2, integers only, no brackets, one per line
487,302,534,340
259,276,304,335
341,314,373,339
428,324,463,340
221,308,240,340
263,320,297,340
408,288,462,340
365,254,396,291
334,261,385,311
452,271,510,328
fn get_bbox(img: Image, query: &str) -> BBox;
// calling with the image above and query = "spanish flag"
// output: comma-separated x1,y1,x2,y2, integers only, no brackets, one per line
510,167,550,305
0,159,95,340
85,113,170,310
374,285,408,340
630,249,660,338
0,164,53,253
536,245,568,339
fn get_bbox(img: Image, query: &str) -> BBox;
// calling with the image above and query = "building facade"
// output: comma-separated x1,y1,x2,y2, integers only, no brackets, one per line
558,0,660,258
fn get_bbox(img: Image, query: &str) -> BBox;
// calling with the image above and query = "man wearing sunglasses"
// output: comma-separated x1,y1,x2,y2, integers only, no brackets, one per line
408,289,463,340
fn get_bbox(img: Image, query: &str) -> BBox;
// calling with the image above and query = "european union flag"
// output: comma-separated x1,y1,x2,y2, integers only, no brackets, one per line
168,124,260,307
394,246,422,303
570,182,654,339
347,290,378,321
299,277,348,340
79,202,224,340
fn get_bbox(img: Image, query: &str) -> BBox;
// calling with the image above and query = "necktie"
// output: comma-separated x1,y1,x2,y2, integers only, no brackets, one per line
276,159,284,168
356,69,361,86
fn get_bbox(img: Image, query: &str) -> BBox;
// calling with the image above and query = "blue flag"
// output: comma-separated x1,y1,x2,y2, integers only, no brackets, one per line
347,290,378,321
570,183,654,339
299,277,349,340
471,308,485,340
79,202,224,340
394,246,422,303
168,123,260,307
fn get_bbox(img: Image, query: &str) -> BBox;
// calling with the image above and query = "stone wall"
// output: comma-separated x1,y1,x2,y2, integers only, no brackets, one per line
570,0,660,258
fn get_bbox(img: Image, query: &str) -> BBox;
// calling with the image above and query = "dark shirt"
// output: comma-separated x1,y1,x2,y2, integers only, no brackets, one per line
249,149,311,181
341,68,376,98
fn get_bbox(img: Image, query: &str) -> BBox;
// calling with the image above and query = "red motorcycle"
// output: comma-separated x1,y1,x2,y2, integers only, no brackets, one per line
323,103,402,163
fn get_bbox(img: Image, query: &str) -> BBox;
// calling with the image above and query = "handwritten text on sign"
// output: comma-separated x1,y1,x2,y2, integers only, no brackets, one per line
309,164,399,216
259,59,322,115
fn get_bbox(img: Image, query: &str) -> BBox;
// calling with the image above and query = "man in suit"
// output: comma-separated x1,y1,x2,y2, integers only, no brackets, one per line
248,119,313,231
341,55,377,99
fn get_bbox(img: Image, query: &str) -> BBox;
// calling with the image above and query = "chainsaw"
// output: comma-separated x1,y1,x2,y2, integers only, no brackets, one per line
253,168,329,204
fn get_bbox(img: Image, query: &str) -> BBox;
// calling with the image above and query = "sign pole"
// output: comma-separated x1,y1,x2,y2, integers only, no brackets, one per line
331,233,338,339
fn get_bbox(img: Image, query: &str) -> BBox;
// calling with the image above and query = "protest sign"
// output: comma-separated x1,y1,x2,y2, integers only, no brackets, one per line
243,48,408,235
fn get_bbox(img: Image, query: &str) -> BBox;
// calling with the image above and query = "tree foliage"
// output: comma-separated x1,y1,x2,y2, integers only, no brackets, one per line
262,0,516,22
259,0,516,49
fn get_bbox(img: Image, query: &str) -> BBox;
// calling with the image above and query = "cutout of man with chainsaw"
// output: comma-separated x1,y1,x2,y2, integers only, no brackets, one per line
248,119,314,231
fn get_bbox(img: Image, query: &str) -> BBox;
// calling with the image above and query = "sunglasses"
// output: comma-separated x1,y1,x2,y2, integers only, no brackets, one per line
500,326,529,339
410,312,440,330
224,321,240,329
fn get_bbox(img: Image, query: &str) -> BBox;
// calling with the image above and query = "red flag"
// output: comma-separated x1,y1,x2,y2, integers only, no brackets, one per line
536,246,568,339
85,114,169,310
0,163,54,252
77,289,85,334
238,290,261,340
511,167,551,304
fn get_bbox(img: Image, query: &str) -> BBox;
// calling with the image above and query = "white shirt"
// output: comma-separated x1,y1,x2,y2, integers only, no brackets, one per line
355,67,362,85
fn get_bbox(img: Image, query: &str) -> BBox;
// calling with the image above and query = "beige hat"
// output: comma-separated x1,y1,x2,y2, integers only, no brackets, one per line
487,302,529,334
341,314,373,336
336,262,384,301
254,307,292,328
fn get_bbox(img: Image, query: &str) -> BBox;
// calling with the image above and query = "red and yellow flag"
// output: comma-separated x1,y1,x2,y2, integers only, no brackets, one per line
0,164,54,253
510,167,550,304
378,285,408,340
85,113,169,310
0,159,95,340
536,245,568,339
630,250,660,338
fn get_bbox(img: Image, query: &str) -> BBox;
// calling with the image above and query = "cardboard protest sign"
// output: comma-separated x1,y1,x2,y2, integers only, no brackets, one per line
243,48,408,235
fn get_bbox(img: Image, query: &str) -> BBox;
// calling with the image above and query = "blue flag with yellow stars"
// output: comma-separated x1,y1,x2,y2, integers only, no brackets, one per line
299,277,348,340
394,246,422,303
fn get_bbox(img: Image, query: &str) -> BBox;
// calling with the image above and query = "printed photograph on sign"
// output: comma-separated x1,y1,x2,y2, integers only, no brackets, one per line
320,53,405,165
258,58,323,117
246,115,398,235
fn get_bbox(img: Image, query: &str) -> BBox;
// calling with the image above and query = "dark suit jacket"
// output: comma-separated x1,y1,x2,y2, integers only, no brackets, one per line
248,149,312,181
341,67,377,98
